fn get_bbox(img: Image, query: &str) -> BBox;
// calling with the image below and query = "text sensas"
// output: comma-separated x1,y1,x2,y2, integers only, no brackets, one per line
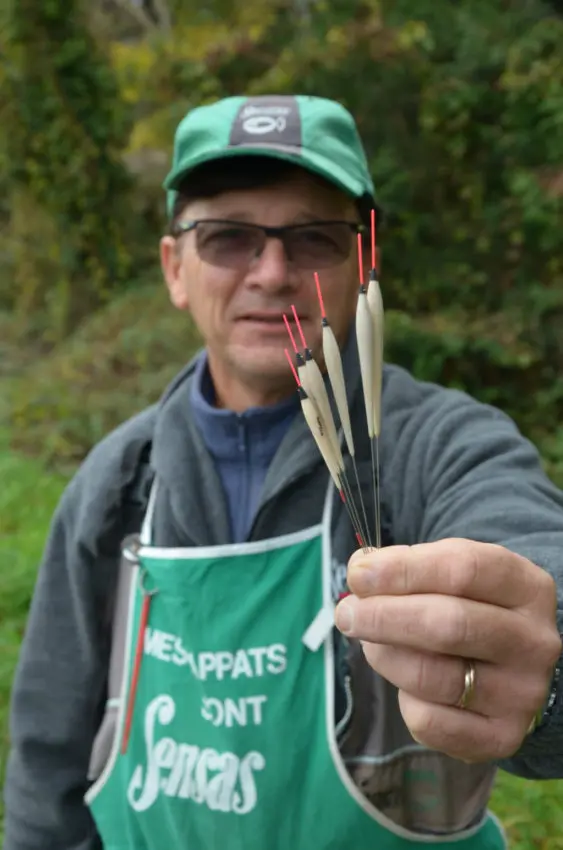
128,695,266,814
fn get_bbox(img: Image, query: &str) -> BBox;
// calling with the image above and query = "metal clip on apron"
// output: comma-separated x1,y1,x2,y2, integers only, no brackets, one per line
86,479,506,849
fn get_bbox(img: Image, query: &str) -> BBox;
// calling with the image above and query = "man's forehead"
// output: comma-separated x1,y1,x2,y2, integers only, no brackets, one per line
183,172,355,219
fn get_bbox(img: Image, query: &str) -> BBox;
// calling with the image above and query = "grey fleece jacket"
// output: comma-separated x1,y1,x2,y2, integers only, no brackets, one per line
3,338,563,850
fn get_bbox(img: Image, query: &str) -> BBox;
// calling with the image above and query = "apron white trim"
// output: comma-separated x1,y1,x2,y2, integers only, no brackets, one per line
139,477,324,559
344,745,426,766
140,477,159,545
85,566,139,805
139,524,324,560
320,481,506,846
138,525,322,561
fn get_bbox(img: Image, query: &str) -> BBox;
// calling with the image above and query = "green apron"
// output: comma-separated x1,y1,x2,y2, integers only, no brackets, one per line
86,481,506,849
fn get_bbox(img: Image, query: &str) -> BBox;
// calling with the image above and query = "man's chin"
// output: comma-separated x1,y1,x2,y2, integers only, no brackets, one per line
227,344,295,382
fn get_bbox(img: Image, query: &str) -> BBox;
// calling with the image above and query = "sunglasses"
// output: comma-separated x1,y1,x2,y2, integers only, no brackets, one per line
171,219,366,270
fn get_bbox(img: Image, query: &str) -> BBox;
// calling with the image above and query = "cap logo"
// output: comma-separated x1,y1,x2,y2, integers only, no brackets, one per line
241,104,289,135
243,115,287,135
243,115,286,134
229,96,302,150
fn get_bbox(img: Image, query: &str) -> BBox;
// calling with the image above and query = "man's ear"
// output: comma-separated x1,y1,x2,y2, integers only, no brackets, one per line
160,235,190,310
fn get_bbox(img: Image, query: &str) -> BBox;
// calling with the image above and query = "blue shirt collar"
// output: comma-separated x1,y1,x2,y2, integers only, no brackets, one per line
190,353,299,464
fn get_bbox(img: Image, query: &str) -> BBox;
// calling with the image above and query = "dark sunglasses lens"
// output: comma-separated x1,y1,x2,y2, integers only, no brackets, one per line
195,223,263,268
285,224,354,268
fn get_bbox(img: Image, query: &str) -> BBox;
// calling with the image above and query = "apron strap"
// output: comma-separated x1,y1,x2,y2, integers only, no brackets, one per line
302,466,337,651
302,604,335,651
140,478,159,546
321,464,336,532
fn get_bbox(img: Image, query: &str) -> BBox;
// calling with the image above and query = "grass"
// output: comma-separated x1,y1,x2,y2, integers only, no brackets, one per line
0,432,69,839
1,435,563,847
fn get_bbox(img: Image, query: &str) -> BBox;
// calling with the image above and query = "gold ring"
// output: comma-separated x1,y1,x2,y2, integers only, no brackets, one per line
456,660,476,710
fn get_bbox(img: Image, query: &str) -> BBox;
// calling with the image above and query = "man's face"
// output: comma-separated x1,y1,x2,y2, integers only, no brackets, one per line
160,168,365,407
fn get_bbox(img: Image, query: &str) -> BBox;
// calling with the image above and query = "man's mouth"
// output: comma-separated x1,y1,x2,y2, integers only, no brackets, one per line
240,312,307,325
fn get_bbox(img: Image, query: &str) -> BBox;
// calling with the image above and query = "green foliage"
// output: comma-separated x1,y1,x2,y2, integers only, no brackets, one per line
7,284,202,467
490,772,563,848
0,431,69,840
6,0,562,476
0,0,145,339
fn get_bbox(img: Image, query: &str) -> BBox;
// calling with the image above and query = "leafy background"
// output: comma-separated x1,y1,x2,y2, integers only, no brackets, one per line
1,0,563,846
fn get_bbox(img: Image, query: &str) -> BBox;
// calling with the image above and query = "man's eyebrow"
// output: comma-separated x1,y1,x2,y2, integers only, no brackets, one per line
291,211,331,224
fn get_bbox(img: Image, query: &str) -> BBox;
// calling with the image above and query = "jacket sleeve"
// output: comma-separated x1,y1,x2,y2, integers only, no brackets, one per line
385,377,563,779
2,452,127,850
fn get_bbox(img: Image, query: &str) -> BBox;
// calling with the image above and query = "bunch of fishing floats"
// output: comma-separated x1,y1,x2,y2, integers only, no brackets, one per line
283,210,383,554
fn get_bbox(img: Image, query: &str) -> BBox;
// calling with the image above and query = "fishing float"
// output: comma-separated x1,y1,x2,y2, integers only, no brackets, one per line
283,208,384,552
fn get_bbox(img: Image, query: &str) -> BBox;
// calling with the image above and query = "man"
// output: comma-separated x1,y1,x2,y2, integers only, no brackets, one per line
3,94,563,850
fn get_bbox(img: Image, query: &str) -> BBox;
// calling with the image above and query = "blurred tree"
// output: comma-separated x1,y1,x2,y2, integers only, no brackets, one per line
108,0,171,32
100,0,563,449
5,0,563,481
0,0,143,340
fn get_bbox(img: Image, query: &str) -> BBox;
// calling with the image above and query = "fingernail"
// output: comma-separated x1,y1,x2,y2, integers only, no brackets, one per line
348,547,379,569
335,599,354,635
348,549,367,569
347,550,381,595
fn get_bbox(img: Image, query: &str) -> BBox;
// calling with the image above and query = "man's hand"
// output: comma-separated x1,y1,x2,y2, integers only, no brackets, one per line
334,538,561,763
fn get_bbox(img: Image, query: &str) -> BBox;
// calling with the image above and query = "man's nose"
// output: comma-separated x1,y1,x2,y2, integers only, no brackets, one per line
245,237,297,291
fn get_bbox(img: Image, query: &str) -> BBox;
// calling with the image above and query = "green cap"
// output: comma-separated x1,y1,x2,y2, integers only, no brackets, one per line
163,95,375,217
